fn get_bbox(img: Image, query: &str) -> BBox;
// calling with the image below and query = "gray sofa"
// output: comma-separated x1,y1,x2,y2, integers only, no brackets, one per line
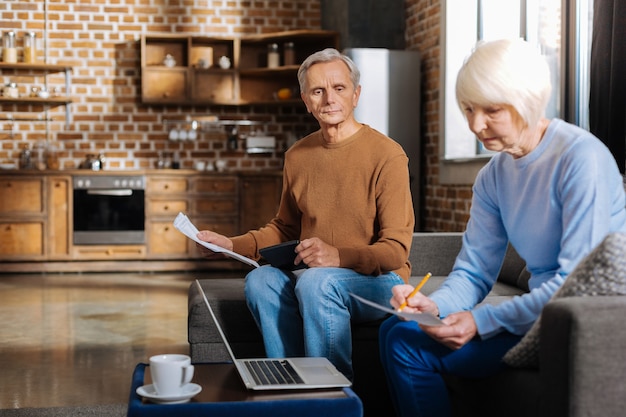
188,233,626,417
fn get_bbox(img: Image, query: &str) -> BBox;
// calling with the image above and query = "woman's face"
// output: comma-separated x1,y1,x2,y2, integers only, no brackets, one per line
463,103,530,157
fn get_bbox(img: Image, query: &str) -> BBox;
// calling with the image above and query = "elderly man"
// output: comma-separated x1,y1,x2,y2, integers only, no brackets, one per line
198,48,414,379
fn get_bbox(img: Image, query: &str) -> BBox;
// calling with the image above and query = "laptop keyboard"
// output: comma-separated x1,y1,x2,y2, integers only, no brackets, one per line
244,359,305,385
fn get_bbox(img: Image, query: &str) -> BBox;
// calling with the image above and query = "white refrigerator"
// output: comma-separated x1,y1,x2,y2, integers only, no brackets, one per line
344,48,421,230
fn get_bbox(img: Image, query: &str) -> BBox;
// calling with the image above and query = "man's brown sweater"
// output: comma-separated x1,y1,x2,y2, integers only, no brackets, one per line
231,124,415,281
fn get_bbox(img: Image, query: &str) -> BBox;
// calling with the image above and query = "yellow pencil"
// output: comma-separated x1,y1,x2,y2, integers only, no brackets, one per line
397,272,432,312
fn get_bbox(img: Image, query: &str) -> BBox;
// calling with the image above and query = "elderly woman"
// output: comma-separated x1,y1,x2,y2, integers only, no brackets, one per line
379,38,626,417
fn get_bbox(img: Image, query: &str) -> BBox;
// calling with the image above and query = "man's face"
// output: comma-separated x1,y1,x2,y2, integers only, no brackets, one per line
301,60,361,127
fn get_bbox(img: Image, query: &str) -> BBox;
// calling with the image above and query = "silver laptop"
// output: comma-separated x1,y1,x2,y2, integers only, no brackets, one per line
195,280,352,390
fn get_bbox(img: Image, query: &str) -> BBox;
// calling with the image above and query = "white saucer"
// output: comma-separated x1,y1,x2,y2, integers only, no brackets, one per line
136,383,202,404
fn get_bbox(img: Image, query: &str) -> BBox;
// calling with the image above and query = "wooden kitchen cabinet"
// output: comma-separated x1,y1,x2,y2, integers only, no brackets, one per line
238,30,339,104
145,173,239,259
0,174,71,260
145,174,191,257
1,170,282,272
239,172,282,233
48,175,71,258
189,175,239,244
146,221,188,256
0,176,45,258
141,35,236,105
140,30,338,106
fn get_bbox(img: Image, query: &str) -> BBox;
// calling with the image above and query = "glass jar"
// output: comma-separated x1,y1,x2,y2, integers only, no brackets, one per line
46,143,60,170
19,144,33,170
2,31,17,63
3,82,18,98
267,43,279,68
283,42,295,66
24,32,37,64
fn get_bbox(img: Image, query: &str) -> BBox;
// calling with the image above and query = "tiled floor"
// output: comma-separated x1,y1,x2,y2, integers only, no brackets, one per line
0,272,204,409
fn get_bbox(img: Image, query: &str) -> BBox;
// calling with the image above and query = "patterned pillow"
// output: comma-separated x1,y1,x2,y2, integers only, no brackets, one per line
503,232,626,368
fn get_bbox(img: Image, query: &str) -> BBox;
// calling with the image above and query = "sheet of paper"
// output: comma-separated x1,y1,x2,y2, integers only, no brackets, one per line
173,212,259,268
349,293,445,326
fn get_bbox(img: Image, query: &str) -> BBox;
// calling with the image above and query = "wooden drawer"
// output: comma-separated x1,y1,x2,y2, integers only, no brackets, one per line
193,177,237,194
0,222,44,257
147,221,188,256
72,245,146,260
193,198,237,214
193,218,238,236
0,178,44,214
147,177,189,194
146,199,188,216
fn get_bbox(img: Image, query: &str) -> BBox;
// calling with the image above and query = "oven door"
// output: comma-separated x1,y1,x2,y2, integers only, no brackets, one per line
73,188,145,245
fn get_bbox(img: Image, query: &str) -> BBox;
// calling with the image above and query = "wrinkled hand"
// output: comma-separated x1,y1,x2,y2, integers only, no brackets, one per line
390,284,440,316
295,237,340,268
421,311,477,350
389,285,477,349
196,230,233,259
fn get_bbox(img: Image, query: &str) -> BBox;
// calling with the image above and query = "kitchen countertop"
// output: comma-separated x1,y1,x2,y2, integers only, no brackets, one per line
0,168,283,176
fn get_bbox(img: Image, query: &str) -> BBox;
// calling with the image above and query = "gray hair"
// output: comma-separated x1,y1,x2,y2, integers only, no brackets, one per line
455,38,552,128
297,48,360,93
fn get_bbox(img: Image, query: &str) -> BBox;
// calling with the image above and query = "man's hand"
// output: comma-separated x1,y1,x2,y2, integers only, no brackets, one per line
295,237,340,267
196,230,233,259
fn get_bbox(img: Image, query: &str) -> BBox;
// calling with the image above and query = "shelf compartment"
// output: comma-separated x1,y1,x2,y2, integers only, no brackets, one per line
142,36,189,67
141,67,188,103
190,37,234,69
191,69,235,104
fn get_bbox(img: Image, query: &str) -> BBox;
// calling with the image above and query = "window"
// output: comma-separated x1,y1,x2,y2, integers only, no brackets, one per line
439,0,594,184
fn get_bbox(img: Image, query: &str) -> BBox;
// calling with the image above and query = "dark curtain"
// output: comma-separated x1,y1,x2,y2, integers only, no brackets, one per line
589,0,626,173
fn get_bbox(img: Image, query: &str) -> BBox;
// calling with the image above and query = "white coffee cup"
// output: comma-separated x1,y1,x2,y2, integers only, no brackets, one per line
149,354,194,396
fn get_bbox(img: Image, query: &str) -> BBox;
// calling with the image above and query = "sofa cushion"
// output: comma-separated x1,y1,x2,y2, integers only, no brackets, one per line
503,232,626,368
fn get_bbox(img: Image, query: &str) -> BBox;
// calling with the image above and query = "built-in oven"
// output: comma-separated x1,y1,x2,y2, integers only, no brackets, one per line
73,175,145,245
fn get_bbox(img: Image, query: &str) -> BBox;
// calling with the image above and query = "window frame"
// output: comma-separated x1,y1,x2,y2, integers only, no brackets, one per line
438,0,591,185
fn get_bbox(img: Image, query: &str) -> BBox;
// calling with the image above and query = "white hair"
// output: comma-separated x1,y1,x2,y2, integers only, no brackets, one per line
455,38,552,127
297,48,360,93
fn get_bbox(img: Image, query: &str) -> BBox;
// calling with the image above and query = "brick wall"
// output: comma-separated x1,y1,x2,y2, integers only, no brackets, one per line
0,0,471,232
405,0,472,232
0,0,322,171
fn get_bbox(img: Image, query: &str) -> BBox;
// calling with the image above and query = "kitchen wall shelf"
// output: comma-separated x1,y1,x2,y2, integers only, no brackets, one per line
164,118,266,127
0,63,73,127
140,30,339,106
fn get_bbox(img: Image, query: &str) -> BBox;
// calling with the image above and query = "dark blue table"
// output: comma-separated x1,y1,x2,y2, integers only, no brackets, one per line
127,362,363,417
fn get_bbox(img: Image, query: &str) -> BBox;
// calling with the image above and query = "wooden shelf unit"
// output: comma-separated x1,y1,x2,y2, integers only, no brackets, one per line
0,63,73,126
140,30,339,106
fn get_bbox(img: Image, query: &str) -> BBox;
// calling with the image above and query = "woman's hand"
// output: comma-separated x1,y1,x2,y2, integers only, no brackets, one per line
196,230,233,259
421,311,478,350
390,284,440,316
390,285,478,350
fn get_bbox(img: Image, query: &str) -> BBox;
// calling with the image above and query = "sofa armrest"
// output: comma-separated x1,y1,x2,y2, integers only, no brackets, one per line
540,296,626,417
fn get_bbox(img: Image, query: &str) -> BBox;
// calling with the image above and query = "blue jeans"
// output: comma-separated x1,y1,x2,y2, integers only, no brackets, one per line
379,316,522,417
244,265,404,380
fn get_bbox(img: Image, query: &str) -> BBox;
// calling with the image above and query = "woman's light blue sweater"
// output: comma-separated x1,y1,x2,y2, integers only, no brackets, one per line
430,119,626,338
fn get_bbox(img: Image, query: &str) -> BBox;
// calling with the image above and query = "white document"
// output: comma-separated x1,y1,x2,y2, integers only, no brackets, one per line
349,293,445,326
173,212,260,268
